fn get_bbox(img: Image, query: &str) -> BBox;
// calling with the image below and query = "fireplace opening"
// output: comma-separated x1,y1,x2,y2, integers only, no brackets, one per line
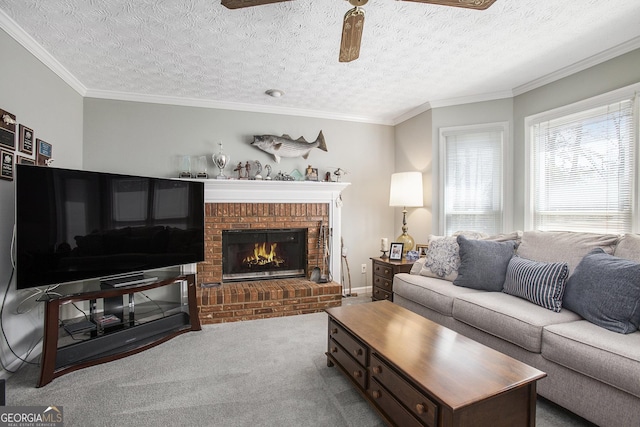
222,229,307,281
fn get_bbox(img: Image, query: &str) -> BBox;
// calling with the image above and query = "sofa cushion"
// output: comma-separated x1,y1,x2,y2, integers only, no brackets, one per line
614,233,640,262
420,236,461,281
453,236,516,291
563,248,640,334
502,256,569,312
516,231,619,274
543,320,640,398
452,292,581,352
393,273,482,317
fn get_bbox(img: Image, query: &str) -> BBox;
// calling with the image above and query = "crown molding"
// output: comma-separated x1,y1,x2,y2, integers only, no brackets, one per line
513,36,640,96
392,90,514,125
0,9,87,96
84,89,394,125
392,102,432,125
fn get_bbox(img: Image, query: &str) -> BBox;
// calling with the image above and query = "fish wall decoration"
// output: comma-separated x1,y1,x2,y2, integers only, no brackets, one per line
251,131,327,163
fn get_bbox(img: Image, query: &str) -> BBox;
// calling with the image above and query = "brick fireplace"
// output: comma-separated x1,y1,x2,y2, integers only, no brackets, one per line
194,180,350,324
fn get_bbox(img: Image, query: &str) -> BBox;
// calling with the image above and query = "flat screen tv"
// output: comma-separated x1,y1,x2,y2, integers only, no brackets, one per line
15,165,205,289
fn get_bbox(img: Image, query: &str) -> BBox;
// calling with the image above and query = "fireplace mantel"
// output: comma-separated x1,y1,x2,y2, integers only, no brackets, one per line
201,179,350,285
201,179,350,203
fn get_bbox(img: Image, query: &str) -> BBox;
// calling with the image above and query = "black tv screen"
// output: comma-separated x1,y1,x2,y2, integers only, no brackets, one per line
15,165,205,289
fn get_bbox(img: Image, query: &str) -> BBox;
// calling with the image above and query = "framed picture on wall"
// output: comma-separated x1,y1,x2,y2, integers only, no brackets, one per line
1,149,14,181
19,124,34,155
389,242,404,261
17,155,35,165
36,138,52,166
0,108,16,150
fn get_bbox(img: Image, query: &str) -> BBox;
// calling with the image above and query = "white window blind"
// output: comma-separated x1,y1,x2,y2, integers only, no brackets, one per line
441,128,504,236
530,97,636,233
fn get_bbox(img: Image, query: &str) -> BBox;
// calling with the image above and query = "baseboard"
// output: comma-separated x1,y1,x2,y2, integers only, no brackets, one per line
344,286,370,296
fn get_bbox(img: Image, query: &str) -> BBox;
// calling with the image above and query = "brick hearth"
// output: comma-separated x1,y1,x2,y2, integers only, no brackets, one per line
198,279,341,324
196,202,342,324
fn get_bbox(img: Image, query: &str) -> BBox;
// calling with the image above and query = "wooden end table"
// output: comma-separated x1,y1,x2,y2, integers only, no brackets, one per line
370,257,415,302
326,301,546,427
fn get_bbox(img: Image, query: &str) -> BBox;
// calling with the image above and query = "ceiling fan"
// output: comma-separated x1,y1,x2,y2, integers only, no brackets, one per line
221,0,497,62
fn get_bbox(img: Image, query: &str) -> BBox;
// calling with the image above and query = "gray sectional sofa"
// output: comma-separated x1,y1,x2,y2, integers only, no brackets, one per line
392,231,640,427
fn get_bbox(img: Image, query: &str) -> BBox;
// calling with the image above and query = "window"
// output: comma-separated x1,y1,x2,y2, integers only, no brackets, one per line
526,86,638,233
439,123,509,236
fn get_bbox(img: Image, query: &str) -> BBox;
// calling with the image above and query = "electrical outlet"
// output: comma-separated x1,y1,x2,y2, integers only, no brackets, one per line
361,264,367,274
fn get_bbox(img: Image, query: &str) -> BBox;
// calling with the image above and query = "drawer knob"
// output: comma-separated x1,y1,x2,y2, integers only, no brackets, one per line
353,348,363,356
384,268,390,275
416,403,427,414
331,346,338,353
372,390,381,399
384,294,390,300
372,366,382,374
331,328,338,334
353,370,362,378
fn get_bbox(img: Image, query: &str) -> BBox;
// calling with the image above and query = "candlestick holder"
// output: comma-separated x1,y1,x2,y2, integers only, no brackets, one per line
380,250,388,259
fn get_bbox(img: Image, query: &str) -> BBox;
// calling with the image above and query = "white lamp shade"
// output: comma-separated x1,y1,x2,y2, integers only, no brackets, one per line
389,172,424,207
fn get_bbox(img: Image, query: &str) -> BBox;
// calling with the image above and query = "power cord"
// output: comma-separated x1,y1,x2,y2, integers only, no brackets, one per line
0,268,41,372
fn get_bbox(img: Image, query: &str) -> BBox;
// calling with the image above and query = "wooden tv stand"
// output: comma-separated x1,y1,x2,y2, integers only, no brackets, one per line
38,272,201,387
326,301,545,427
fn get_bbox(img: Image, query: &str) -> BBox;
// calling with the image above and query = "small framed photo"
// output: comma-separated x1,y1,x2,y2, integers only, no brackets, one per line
416,244,429,258
305,166,318,181
36,138,52,166
19,124,34,155
17,155,35,165
389,242,404,261
1,149,14,181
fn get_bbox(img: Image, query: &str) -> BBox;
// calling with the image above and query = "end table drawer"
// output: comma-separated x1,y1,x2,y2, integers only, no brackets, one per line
369,378,425,427
373,286,392,301
373,262,394,280
373,275,392,290
328,338,367,390
329,320,368,366
371,354,438,427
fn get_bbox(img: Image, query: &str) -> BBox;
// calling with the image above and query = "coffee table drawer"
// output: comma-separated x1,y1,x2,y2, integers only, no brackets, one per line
329,319,368,366
369,378,425,427
329,338,367,390
371,354,438,427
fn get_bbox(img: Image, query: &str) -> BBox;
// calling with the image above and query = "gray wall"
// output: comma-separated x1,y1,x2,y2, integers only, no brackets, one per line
0,28,83,373
82,98,397,290
393,109,433,246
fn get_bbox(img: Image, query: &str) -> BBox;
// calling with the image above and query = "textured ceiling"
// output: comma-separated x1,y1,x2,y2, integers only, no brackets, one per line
1,0,640,124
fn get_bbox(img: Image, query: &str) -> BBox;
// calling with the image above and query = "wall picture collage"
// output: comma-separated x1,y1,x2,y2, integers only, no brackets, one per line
0,107,53,181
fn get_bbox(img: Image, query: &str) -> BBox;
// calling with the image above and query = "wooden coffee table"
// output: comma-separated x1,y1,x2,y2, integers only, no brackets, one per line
326,300,546,427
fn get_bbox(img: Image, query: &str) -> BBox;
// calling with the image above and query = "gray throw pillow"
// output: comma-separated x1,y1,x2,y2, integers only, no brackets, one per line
503,256,569,312
563,248,640,334
453,235,516,291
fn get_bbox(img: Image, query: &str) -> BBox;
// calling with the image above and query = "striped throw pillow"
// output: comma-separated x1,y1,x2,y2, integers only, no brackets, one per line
503,256,569,312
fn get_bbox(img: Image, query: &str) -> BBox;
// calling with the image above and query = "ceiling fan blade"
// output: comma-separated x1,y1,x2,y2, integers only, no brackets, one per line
221,0,295,9
339,7,365,63
401,0,497,10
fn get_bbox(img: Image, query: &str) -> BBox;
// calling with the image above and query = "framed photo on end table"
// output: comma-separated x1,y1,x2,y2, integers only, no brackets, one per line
416,243,429,257
389,242,404,261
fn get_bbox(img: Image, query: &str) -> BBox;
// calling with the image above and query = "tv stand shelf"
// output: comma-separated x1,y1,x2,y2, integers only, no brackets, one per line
38,273,201,387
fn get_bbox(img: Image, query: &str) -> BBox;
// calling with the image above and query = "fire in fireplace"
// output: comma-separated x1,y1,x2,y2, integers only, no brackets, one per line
222,229,307,281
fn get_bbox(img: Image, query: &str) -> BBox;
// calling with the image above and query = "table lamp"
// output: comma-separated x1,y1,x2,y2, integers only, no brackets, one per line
389,171,424,253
